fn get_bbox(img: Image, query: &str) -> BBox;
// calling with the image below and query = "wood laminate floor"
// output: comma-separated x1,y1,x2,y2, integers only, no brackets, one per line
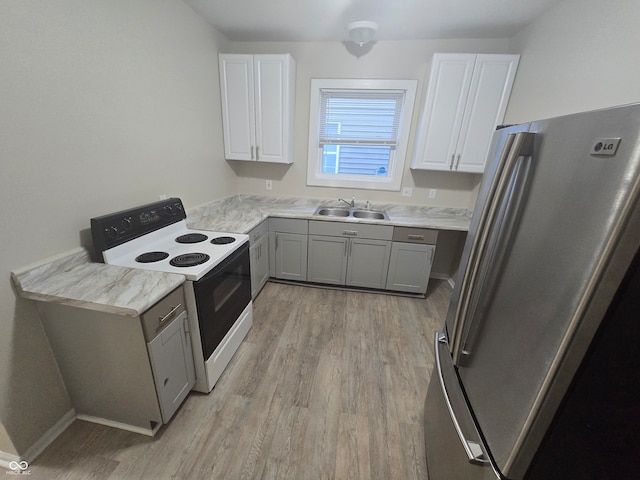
28,280,452,480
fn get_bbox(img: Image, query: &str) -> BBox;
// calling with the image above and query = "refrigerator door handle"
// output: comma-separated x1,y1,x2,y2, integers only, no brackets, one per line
435,332,490,466
451,132,534,364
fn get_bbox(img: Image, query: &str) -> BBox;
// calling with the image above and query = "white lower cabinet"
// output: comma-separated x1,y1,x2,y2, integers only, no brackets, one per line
269,218,308,281
307,221,393,290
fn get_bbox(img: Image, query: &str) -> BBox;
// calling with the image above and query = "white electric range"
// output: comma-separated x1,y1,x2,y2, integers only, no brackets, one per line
91,198,253,393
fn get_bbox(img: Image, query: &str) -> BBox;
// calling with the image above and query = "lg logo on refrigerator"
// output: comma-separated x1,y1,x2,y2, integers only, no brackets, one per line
591,138,621,156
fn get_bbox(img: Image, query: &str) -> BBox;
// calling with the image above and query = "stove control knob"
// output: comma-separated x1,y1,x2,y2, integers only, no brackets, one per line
163,205,175,216
105,226,119,238
121,217,132,230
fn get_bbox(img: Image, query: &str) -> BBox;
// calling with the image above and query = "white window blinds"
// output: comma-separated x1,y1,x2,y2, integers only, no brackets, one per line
318,90,406,148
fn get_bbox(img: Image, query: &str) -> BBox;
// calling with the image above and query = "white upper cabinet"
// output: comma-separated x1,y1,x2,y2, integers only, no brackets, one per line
411,53,519,173
219,54,296,164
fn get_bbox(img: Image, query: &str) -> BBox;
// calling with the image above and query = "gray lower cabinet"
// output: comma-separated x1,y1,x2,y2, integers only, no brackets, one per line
307,235,348,285
36,286,194,434
386,227,439,294
249,219,269,298
307,220,393,289
269,218,308,281
146,310,195,424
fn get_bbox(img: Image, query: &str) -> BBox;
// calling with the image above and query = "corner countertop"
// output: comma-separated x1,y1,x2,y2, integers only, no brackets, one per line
186,194,472,234
12,248,185,317
11,195,470,314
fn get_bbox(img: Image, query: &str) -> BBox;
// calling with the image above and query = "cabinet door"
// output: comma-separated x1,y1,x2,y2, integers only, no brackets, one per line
386,242,435,294
411,54,476,171
273,232,307,281
308,235,348,285
250,235,269,298
455,54,520,173
147,312,195,423
254,55,295,164
346,238,392,289
219,54,255,160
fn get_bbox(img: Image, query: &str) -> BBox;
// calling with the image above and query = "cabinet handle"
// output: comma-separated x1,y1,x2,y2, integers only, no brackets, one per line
251,146,254,160
159,304,182,324
342,230,358,236
454,154,461,170
256,146,260,161
408,234,425,241
275,233,279,251
450,154,455,170
344,239,349,257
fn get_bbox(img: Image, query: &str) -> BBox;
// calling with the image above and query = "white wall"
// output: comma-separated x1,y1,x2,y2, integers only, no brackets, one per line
506,0,640,122
226,39,511,208
0,0,234,456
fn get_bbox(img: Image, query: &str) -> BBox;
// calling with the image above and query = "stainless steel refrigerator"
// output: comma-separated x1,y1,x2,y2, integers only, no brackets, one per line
424,103,640,479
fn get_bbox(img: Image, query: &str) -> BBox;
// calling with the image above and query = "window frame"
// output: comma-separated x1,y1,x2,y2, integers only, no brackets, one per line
307,78,417,191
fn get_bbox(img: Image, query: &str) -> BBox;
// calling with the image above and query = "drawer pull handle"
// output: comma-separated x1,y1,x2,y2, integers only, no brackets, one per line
159,304,182,324
408,234,425,240
343,230,358,236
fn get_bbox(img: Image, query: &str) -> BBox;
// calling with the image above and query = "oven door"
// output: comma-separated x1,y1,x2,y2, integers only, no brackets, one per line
193,242,251,360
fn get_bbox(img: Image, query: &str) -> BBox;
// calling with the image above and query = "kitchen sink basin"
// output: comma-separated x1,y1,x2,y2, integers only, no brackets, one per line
352,210,387,220
313,206,389,221
315,207,350,217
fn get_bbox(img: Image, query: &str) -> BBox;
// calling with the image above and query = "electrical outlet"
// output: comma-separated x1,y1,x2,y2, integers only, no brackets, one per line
402,187,413,197
159,194,167,200
266,180,272,190
428,189,437,199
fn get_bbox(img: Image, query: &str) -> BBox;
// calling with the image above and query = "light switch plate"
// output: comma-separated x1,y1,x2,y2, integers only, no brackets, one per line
266,180,273,190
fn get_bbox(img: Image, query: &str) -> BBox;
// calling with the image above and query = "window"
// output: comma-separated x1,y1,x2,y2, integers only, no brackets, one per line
307,79,417,191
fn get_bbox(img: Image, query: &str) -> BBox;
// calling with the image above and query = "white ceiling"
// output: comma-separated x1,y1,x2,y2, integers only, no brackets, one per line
183,0,563,42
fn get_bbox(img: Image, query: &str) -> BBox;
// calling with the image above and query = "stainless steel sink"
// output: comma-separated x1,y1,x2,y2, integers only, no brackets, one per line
313,206,389,221
314,207,350,217
352,210,388,220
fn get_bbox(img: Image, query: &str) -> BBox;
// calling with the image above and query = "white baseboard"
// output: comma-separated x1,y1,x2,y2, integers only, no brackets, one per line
430,273,455,288
0,408,75,471
75,414,159,437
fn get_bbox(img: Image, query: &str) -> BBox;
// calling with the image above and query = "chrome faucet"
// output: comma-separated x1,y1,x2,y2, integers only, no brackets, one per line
338,197,356,208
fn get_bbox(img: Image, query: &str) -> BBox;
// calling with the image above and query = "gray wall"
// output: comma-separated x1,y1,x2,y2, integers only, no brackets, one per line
0,0,235,456
506,0,640,122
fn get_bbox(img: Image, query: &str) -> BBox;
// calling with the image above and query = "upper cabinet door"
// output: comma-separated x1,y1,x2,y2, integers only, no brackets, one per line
219,55,255,161
411,53,519,173
456,54,520,173
219,53,296,164
411,54,476,171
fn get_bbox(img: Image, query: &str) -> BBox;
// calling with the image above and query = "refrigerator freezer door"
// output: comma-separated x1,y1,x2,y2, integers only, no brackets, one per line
455,104,640,478
424,333,498,480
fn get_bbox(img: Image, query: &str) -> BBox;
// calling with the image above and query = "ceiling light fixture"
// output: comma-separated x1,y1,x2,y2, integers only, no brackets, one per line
347,21,379,46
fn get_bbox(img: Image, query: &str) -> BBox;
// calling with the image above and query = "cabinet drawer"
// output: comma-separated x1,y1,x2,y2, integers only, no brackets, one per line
269,218,308,234
141,287,186,342
393,226,439,244
309,220,393,240
249,219,269,244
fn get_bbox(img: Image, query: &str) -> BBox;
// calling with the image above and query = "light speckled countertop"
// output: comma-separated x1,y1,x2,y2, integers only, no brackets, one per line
12,248,185,316
11,194,471,314
187,194,472,233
